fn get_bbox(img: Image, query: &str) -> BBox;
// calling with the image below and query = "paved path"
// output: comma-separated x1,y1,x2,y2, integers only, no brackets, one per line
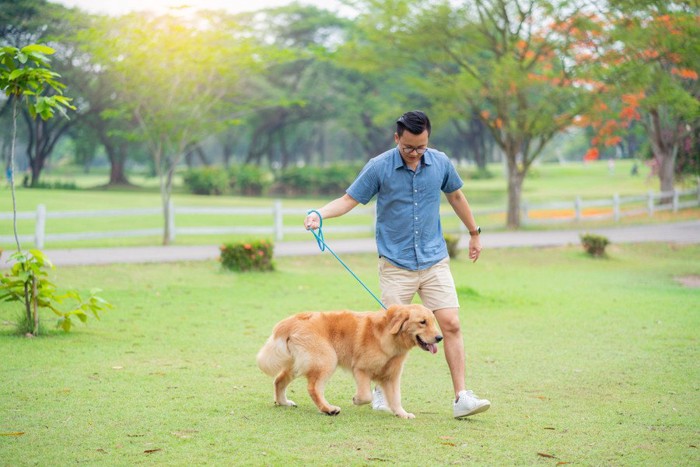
1,220,698,268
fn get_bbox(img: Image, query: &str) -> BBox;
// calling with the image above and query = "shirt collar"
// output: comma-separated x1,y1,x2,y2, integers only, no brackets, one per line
393,146,433,170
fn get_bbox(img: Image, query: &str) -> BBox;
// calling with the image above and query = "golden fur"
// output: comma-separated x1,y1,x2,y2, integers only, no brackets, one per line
256,304,442,419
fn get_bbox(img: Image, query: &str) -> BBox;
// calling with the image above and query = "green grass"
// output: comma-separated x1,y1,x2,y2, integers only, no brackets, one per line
1,243,698,465
2,159,698,250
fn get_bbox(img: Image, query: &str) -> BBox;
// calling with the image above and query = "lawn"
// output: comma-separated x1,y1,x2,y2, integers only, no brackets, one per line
1,243,698,465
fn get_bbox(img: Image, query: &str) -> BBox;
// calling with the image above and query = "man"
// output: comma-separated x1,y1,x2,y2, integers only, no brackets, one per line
303,110,490,418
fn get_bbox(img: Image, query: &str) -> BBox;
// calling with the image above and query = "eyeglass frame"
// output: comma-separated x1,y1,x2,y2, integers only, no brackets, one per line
398,144,428,155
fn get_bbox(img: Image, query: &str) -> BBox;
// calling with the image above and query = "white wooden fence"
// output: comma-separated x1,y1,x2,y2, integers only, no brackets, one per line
521,187,700,225
1,187,698,249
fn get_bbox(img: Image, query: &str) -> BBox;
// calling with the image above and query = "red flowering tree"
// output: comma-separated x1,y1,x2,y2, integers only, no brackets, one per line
583,1,700,197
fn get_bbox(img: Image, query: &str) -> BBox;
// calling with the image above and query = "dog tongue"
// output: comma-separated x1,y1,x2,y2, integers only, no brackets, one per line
428,343,438,354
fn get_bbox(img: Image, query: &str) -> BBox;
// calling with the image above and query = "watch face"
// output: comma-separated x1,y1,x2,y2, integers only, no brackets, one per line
477,226,481,234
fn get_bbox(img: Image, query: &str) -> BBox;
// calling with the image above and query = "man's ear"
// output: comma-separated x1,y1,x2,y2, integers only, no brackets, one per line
389,307,408,335
394,133,400,144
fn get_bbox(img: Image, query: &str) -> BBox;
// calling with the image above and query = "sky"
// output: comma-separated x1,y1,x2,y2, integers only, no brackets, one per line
52,0,345,16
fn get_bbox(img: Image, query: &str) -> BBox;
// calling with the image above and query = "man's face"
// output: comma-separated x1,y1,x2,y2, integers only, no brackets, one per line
394,129,429,168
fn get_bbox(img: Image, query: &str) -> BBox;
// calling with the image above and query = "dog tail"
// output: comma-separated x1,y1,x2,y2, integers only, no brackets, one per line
257,331,292,377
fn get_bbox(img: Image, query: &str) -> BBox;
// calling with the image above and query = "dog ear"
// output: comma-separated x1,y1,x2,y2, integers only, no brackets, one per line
388,307,409,335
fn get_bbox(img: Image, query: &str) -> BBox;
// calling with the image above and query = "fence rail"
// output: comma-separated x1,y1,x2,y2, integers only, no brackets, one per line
1,187,698,249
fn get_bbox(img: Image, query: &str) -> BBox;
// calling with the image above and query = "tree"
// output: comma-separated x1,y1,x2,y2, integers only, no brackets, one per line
0,0,79,186
0,43,101,336
84,11,260,244
237,4,356,168
587,0,700,198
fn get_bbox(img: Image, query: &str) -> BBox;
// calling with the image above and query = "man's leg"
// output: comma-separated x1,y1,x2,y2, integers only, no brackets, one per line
433,307,465,397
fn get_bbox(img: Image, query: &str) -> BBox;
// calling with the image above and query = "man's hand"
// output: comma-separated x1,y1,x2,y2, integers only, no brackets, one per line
468,236,482,263
304,211,321,230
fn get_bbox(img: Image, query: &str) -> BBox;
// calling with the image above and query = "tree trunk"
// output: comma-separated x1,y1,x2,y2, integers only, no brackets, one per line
505,152,525,229
648,108,677,204
107,144,131,185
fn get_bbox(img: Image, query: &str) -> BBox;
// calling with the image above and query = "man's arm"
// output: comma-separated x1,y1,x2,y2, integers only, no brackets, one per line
445,189,482,263
304,193,360,230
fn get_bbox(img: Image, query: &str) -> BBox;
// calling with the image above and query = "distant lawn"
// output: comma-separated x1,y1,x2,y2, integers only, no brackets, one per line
1,243,698,465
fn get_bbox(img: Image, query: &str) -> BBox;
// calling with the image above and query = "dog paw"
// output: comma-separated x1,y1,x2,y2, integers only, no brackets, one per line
275,399,297,407
323,406,341,416
352,395,371,406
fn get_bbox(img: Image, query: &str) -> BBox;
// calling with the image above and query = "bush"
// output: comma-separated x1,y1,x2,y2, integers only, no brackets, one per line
274,163,362,196
183,167,229,195
219,240,274,272
0,249,112,335
580,233,610,257
229,165,273,196
444,234,460,259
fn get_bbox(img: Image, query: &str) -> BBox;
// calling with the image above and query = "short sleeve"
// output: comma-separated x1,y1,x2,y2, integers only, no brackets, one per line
441,156,464,193
347,159,380,205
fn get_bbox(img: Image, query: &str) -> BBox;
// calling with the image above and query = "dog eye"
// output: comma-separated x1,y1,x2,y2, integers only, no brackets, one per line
420,320,427,325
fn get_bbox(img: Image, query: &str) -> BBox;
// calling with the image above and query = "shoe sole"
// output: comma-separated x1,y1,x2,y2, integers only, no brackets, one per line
372,404,392,412
454,402,491,419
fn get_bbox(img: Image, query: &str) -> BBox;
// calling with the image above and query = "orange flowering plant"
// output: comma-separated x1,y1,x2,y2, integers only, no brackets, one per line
219,240,274,272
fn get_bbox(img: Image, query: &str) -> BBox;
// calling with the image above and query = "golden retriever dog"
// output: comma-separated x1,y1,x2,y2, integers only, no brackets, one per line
256,304,442,419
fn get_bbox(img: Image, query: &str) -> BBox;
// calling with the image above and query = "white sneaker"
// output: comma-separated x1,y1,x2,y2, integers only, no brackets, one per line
371,387,391,412
453,390,490,418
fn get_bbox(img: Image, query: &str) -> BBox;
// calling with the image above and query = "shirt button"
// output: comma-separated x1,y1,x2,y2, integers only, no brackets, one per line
414,203,418,206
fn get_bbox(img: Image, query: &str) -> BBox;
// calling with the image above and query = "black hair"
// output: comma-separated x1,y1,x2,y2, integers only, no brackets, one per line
396,110,431,136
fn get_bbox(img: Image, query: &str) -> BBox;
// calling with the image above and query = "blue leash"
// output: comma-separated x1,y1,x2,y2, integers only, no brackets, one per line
307,209,387,310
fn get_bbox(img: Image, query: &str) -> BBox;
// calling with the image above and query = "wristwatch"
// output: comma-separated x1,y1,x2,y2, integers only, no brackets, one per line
469,226,481,236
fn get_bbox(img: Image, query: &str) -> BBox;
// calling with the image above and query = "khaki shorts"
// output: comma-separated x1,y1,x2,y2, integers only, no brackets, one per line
378,256,459,311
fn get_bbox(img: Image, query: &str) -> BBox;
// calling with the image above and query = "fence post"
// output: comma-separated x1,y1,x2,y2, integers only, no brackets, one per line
574,196,582,222
35,204,46,249
647,190,654,217
521,201,529,226
673,188,679,212
613,193,620,222
274,199,283,241
167,199,175,243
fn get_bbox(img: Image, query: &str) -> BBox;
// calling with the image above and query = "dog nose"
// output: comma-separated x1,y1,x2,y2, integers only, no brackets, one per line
436,335,443,343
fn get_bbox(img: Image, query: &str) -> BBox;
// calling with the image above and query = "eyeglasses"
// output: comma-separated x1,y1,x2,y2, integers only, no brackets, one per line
400,145,428,155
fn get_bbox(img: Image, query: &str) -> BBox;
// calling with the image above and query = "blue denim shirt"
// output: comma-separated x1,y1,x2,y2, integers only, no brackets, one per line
347,147,464,271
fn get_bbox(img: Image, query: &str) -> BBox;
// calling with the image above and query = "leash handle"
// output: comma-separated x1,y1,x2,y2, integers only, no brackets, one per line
306,209,386,310
306,209,325,252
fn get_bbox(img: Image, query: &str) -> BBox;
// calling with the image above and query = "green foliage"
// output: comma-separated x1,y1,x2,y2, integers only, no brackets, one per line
183,167,230,195
275,163,361,195
580,233,610,257
0,44,75,119
29,180,78,190
0,250,112,334
219,240,274,272
468,168,496,180
444,234,460,259
229,165,273,196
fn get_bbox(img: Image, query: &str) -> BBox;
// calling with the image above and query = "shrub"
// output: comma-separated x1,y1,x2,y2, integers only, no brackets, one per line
444,234,460,259
275,163,362,196
183,167,229,195
31,180,78,190
580,233,610,257
229,165,273,196
0,249,112,335
220,240,274,272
